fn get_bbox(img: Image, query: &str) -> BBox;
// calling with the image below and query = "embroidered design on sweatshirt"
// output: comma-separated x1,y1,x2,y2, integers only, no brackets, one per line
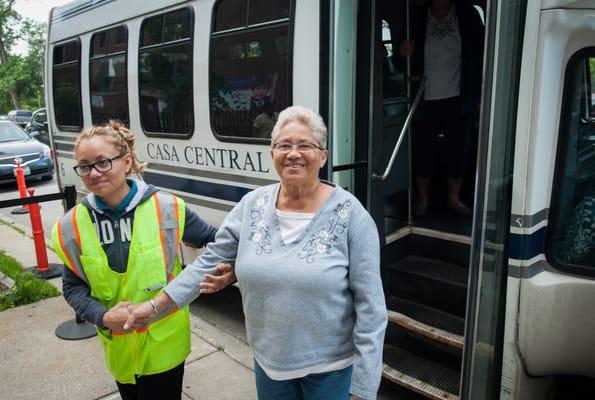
249,193,272,254
298,200,352,263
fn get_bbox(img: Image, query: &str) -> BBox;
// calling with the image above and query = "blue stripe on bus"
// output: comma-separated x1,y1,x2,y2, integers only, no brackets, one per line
508,227,547,260
143,172,551,260
143,171,253,203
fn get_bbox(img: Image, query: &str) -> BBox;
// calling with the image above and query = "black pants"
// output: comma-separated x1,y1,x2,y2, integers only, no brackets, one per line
116,362,185,400
413,96,473,179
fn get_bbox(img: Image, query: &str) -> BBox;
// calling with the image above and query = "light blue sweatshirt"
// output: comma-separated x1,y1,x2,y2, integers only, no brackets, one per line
165,182,387,399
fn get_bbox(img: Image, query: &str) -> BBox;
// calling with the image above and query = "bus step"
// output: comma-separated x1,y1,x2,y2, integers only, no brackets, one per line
387,309,464,351
387,255,468,317
383,344,460,400
388,296,465,337
410,233,471,268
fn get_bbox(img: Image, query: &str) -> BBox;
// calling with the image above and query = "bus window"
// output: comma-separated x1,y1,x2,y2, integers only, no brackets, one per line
210,0,291,142
139,7,194,137
550,49,595,274
90,26,129,126
52,40,82,131
248,0,290,24
214,0,246,31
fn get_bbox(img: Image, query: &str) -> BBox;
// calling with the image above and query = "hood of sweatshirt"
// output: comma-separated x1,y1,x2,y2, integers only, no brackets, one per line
81,178,159,218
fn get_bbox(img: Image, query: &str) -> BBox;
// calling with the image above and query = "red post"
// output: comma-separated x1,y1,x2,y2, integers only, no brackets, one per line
27,188,49,273
14,159,29,211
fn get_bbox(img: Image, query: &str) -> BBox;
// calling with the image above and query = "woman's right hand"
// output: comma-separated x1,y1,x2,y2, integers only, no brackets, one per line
399,40,414,57
102,301,135,333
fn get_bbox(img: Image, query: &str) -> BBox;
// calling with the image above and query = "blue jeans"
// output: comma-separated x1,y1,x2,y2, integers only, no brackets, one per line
254,360,353,400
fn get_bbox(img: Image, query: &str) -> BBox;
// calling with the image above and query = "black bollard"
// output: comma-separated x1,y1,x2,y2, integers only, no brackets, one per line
55,313,97,340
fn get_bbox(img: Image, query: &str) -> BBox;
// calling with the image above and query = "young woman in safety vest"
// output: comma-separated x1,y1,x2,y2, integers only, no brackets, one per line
51,121,235,399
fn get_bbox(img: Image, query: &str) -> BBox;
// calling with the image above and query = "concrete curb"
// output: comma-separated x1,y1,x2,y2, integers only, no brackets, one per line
0,212,57,253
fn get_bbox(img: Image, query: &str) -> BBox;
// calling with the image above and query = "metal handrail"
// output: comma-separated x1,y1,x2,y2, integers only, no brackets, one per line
372,76,426,181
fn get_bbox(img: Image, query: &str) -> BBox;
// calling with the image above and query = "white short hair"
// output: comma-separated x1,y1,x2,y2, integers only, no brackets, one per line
270,105,328,149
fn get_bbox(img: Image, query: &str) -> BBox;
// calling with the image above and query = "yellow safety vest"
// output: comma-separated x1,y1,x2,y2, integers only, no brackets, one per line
51,192,190,384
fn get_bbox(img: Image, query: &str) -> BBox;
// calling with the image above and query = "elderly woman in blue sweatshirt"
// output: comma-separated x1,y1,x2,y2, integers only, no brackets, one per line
126,105,388,400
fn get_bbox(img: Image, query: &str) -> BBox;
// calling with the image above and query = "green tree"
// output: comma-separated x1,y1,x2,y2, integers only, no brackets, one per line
0,0,47,114
0,0,22,111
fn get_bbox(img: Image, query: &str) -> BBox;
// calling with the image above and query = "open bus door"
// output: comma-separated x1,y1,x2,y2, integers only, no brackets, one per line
325,0,509,398
327,0,470,397
328,0,593,398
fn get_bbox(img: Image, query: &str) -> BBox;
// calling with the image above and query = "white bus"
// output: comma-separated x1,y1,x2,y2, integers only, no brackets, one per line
46,0,595,398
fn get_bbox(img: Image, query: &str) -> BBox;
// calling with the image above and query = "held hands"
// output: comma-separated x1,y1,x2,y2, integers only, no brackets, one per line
122,301,156,331
101,301,147,333
123,293,174,331
199,263,236,294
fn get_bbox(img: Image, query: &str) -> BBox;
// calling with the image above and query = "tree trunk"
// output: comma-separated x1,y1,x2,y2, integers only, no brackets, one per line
0,34,21,109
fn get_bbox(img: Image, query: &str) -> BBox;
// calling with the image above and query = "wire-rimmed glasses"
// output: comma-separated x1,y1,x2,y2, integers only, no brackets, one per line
272,142,323,154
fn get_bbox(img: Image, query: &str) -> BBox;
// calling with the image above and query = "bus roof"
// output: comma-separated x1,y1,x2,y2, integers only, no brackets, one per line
51,0,106,23
49,0,190,42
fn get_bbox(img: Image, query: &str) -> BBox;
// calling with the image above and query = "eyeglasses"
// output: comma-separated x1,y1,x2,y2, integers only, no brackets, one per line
73,154,125,177
272,142,323,154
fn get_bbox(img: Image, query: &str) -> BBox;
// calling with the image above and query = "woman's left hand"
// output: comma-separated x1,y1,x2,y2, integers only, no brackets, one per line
199,263,236,293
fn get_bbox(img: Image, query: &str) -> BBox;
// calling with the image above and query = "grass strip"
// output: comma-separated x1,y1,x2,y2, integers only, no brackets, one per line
0,250,60,311
0,250,23,279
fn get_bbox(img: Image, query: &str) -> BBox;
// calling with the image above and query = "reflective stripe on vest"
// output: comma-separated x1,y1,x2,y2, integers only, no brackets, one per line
154,192,181,281
54,205,89,285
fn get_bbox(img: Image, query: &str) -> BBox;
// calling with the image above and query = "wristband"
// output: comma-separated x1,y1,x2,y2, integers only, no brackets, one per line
149,299,160,315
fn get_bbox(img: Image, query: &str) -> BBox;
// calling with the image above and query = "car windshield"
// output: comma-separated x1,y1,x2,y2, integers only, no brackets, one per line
0,124,30,142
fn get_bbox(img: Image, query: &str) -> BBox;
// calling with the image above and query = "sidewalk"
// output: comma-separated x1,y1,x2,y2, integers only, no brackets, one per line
0,216,257,400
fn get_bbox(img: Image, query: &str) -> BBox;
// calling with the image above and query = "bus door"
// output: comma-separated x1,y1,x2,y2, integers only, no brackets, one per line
327,0,485,398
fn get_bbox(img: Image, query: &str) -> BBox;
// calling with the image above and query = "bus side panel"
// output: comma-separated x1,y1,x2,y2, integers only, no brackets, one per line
519,272,595,377
517,9,595,379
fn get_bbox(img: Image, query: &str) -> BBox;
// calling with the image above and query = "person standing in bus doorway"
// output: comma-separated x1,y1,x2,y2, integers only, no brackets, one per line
51,121,235,400
399,0,484,217
123,106,388,400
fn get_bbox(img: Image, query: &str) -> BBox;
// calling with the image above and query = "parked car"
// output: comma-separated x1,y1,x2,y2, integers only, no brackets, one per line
0,115,9,121
25,108,50,146
8,109,32,127
0,121,54,184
